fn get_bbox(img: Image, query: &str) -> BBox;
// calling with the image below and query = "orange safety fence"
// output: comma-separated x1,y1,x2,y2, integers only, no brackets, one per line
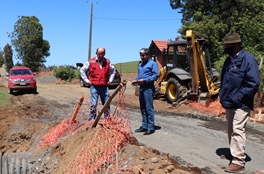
37,84,139,173
37,96,85,148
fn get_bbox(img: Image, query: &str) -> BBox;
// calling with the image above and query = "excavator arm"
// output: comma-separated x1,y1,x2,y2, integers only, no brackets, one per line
185,30,219,105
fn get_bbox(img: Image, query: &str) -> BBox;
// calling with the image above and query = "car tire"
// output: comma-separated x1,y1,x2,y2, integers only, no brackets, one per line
32,88,37,94
8,88,13,94
80,79,84,87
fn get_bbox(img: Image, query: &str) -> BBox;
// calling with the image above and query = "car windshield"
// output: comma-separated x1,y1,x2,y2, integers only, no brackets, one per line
11,69,32,75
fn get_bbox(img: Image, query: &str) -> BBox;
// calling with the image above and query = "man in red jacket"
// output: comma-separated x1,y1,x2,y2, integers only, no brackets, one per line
80,47,116,120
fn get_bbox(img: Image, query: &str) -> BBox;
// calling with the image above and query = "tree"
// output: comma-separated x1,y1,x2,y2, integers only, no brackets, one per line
0,50,4,67
169,0,264,91
4,44,14,72
8,16,50,72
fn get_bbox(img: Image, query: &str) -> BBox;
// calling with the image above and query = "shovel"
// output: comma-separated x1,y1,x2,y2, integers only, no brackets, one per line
92,81,127,128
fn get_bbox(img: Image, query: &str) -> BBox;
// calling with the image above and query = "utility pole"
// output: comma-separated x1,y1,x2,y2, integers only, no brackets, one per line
88,2,93,60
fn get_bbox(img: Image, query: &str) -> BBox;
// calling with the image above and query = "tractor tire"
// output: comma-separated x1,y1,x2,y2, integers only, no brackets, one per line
166,78,187,103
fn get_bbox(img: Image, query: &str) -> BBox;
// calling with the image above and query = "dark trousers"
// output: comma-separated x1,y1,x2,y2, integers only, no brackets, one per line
139,85,155,131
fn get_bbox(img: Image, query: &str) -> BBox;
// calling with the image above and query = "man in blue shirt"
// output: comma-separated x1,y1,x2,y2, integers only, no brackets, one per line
132,48,159,135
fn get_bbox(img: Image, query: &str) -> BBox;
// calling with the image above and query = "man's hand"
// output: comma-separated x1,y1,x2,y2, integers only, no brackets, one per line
86,80,91,86
131,80,138,86
131,79,144,86
137,79,144,85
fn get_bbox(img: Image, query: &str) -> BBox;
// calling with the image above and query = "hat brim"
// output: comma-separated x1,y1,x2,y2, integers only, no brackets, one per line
223,39,241,44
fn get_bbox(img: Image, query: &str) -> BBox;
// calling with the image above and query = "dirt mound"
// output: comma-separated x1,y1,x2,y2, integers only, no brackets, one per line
0,84,203,173
36,121,202,174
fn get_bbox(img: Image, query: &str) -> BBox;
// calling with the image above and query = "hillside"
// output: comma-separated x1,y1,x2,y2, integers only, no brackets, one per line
114,60,139,73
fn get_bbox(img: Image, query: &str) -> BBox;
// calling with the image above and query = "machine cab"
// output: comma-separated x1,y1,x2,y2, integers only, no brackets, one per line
166,40,189,73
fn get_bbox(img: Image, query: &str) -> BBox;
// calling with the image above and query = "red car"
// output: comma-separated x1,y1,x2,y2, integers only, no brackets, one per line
7,66,37,94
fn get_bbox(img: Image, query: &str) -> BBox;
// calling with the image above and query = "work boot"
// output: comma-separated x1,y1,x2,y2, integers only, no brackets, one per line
143,130,155,135
135,126,147,133
225,163,245,173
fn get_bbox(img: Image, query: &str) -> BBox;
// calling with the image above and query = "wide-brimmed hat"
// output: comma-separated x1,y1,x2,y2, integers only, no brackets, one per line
223,33,241,44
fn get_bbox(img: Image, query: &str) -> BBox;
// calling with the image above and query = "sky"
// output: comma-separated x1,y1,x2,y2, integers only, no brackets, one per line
0,0,183,67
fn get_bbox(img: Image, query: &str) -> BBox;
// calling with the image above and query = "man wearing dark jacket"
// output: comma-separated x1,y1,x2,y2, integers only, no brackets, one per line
219,33,260,173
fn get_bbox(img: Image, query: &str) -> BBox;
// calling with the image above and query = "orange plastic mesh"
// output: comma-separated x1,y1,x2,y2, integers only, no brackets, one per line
37,86,136,173
37,96,85,148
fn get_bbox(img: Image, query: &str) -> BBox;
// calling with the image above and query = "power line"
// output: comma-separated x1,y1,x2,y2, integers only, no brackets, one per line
95,0,134,18
94,17,181,21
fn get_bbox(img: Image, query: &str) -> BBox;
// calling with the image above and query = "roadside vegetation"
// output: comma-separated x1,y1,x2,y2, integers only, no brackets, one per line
53,65,77,82
0,87,9,106
44,61,138,83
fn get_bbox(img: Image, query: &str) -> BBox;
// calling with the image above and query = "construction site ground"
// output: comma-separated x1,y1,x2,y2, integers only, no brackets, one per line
0,72,264,174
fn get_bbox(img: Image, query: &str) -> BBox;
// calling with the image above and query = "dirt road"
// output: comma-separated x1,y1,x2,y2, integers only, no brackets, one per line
1,76,264,173
37,81,264,173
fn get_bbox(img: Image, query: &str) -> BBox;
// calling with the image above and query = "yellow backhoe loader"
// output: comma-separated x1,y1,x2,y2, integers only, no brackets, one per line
155,30,220,106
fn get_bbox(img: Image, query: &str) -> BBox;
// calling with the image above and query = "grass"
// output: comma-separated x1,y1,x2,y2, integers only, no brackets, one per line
114,61,139,73
73,60,139,77
0,87,9,106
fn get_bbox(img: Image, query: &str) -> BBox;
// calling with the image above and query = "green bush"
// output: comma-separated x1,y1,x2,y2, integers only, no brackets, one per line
74,69,80,78
53,65,77,82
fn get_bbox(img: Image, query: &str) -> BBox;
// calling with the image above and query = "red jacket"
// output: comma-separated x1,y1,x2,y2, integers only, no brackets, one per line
88,57,110,86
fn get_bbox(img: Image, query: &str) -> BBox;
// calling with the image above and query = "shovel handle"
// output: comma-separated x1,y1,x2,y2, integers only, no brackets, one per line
92,81,127,128
70,96,85,123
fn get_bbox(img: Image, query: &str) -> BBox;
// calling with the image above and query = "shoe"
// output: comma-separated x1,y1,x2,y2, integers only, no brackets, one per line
154,125,161,130
135,127,147,133
143,130,155,135
225,163,245,173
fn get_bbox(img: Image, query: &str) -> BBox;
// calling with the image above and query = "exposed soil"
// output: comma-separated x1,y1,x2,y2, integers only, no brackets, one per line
0,72,263,173
0,73,205,174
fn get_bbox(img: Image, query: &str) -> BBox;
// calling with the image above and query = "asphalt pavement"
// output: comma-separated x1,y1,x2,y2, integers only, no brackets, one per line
128,108,264,174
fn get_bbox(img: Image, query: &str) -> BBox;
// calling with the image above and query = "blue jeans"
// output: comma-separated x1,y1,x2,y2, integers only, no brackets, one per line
89,85,110,120
139,85,155,131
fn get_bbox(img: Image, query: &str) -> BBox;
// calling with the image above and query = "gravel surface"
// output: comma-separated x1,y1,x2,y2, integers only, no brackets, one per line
129,108,264,173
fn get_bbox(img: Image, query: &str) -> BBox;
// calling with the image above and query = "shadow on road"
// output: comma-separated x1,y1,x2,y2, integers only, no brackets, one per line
215,148,251,162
